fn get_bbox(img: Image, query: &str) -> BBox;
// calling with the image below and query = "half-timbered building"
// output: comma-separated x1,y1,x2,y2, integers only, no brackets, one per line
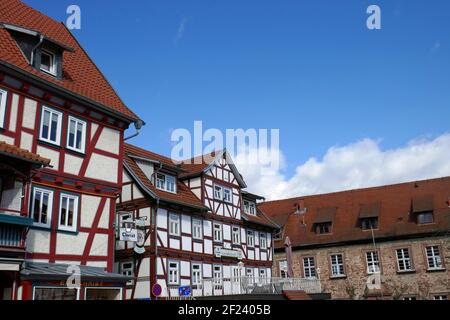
116,145,279,299
0,0,142,300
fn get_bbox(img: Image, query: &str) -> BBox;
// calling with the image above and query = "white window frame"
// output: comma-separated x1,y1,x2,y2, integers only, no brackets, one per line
120,261,134,286
426,246,443,270
259,268,267,279
303,257,316,279
244,200,256,215
213,223,222,242
279,260,288,278
365,251,380,274
191,263,202,287
232,226,240,245
259,232,267,249
58,193,79,232
214,184,223,200
40,49,57,76
433,295,447,300
396,248,413,272
66,116,87,153
213,265,223,289
247,230,254,248
39,106,62,145
330,254,345,278
169,213,180,236
168,261,180,285
0,88,8,128
31,187,53,228
156,173,177,193
192,218,203,240
223,187,232,203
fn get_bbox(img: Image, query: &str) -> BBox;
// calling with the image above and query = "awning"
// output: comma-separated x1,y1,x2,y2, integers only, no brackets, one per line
21,262,132,283
412,195,434,213
359,203,380,218
0,213,33,227
314,207,336,223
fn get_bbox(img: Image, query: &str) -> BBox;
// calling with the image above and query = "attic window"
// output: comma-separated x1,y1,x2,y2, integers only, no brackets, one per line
40,49,56,76
244,200,256,215
156,173,176,193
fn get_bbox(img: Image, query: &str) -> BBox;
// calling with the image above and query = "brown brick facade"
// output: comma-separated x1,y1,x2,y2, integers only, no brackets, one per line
274,236,450,300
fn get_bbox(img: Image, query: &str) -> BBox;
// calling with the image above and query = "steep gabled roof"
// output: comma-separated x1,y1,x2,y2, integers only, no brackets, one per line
0,0,139,122
178,149,247,188
124,144,208,211
259,176,450,249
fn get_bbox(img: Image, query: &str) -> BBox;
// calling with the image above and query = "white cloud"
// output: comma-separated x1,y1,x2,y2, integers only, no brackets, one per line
237,133,450,200
174,17,188,44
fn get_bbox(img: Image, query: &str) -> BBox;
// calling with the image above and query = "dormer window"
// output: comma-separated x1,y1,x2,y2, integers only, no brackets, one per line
412,195,434,225
417,211,433,225
156,173,176,193
361,217,378,230
40,49,57,76
244,200,256,215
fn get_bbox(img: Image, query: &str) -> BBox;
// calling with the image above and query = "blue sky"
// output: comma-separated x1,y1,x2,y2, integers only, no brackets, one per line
23,0,450,196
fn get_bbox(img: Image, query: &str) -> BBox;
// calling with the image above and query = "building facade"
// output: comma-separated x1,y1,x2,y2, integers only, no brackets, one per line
260,177,450,300
115,145,278,299
0,0,142,300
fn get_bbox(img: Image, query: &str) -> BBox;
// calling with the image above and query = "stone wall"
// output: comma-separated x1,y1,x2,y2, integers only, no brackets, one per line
274,236,450,300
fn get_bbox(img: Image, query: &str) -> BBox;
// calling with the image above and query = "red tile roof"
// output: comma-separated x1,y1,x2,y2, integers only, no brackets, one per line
0,0,139,121
241,212,279,229
177,150,223,179
259,177,450,249
124,144,208,210
0,140,50,166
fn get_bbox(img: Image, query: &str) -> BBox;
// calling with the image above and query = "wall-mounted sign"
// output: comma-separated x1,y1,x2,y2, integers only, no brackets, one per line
119,221,137,242
134,219,146,254
178,286,192,297
214,247,243,260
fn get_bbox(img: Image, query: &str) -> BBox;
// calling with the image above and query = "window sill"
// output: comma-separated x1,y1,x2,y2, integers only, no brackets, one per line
30,225,52,232
330,275,347,280
65,147,86,158
397,270,416,274
57,228,79,235
426,268,446,273
38,139,62,150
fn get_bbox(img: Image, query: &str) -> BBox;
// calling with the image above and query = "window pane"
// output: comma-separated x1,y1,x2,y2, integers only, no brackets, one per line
68,119,76,147
76,122,83,149
42,110,50,139
50,113,58,142
68,198,75,227
60,197,67,226
33,191,42,223
34,288,77,300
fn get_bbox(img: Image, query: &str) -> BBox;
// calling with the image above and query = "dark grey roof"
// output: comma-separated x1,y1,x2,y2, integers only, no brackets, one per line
21,262,132,283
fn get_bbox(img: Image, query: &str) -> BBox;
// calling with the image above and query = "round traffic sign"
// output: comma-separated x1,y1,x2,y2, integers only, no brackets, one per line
152,283,162,297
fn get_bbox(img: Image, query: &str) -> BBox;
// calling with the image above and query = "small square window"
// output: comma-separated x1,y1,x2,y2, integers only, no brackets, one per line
31,187,53,228
223,188,232,203
40,49,57,76
40,106,62,145
58,193,79,232
417,211,433,224
316,222,332,234
361,217,378,230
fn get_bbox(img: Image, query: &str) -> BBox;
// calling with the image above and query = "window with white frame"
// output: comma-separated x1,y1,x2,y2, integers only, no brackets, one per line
0,88,7,128
223,188,232,203
214,185,223,200
433,295,447,300
365,251,380,274
259,268,267,279
396,248,413,272
169,213,180,236
232,226,240,245
247,230,254,247
40,49,57,76
121,261,134,286
279,260,288,278
156,173,176,193
66,116,86,153
192,219,203,240
213,265,223,289
244,200,256,215
246,268,254,284
330,254,345,277
213,223,222,242
168,261,180,285
303,257,316,278
31,187,53,228
191,263,202,287
426,246,443,270
58,193,79,232
259,232,267,249
40,106,62,145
